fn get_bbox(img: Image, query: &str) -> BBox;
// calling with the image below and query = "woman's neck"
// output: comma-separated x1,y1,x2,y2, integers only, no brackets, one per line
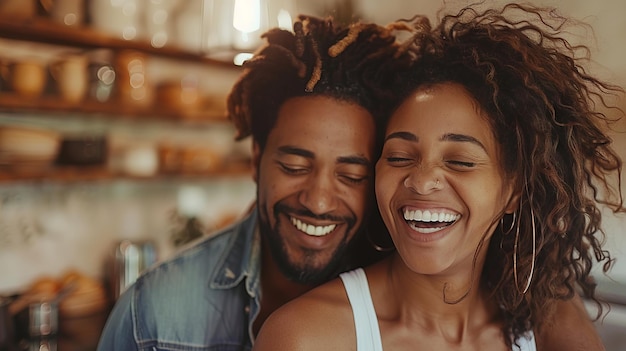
371,254,502,343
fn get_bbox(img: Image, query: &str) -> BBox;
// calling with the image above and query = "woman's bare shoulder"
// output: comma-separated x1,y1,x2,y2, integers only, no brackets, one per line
253,277,355,350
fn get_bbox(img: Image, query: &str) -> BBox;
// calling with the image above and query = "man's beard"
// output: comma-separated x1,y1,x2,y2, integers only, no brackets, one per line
259,202,356,285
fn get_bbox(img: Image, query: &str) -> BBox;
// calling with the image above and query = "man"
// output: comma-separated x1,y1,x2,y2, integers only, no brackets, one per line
97,15,399,350
97,15,605,351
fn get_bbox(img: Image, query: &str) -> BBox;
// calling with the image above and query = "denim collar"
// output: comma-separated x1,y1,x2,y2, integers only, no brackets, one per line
209,207,261,298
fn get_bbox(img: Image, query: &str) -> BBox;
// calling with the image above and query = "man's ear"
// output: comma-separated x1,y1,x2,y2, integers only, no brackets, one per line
251,140,261,183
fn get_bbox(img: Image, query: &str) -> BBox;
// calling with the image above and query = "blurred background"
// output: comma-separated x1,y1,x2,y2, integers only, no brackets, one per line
0,0,623,350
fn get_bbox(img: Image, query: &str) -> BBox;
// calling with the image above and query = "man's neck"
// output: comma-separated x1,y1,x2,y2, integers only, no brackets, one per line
253,239,317,335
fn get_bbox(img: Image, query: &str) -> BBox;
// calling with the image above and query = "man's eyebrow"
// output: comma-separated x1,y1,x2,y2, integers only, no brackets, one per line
278,145,371,167
277,145,314,158
337,155,371,167
385,131,417,142
441,133,486,151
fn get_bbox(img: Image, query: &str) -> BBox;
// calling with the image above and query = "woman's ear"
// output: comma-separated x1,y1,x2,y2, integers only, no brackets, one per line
505,190,522,214
251,140,261,183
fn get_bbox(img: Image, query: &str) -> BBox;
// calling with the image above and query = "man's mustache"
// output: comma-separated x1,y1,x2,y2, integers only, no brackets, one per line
274,202,355,227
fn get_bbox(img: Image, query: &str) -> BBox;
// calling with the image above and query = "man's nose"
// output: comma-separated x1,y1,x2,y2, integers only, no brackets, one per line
298,173,339,215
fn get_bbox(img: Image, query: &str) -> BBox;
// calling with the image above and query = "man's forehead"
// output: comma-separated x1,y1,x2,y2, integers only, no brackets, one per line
267,95,377,159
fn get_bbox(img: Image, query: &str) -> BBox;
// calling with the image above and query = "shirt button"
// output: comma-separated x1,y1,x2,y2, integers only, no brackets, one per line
244,306,250,313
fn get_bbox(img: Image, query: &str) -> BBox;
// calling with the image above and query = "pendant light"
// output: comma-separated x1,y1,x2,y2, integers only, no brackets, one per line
202,0,297,65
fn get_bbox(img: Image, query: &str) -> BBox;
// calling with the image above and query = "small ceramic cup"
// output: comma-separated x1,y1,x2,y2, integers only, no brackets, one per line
50,54,88,103
0,59,47,98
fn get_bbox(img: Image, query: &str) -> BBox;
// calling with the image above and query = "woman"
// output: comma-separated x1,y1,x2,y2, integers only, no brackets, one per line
253,4,624,350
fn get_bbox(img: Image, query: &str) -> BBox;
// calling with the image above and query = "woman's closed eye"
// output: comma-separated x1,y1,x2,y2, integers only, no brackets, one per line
446,160,477,170
385,156,414,166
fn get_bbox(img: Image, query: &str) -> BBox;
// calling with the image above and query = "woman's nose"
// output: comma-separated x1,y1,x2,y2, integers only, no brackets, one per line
403,165,443,194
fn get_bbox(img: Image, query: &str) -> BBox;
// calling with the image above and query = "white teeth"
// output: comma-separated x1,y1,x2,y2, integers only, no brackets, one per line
407,222,447,234
423,210,431,221
291,217,337,236
403,209,459,234
403,209,460,223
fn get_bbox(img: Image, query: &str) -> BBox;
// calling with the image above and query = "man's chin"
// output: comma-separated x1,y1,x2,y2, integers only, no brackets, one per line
260,206,353,284
282,264,336,285
280,250,348,285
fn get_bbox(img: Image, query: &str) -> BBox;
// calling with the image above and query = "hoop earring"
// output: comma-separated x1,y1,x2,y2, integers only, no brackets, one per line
499,210,517,235
513,205,536,295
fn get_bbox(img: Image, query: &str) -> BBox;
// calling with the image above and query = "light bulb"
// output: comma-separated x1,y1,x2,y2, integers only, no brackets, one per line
233,0,261,33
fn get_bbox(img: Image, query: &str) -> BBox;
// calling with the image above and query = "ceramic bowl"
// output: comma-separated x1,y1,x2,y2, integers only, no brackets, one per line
0,126,60,170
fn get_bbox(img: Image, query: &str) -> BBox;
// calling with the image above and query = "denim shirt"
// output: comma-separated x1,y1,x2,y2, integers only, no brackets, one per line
97,210,261,351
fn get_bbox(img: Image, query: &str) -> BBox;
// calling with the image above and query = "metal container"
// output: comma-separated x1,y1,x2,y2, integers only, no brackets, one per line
24,338,56,351
108,240,157,301
27,301,58,337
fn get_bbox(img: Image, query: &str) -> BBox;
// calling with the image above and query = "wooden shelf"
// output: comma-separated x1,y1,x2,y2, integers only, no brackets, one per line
0,93,229,125
0,16,247,184
0,16,239,69
0,162,251,184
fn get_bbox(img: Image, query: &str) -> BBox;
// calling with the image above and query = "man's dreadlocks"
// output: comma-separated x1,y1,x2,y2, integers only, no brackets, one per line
226,15,410,150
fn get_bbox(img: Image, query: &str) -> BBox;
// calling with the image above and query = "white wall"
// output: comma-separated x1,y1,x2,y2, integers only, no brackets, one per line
0,179,256,294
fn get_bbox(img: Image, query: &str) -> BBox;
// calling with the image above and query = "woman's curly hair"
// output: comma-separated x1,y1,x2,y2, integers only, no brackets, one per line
226,15,410,152
394,3,625,346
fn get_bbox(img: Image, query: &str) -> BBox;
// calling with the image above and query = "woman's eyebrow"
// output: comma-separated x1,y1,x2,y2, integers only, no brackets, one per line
441,133,486,151
385,131,486,152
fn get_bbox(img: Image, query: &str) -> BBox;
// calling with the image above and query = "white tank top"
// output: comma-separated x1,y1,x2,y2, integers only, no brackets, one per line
339,268,537,351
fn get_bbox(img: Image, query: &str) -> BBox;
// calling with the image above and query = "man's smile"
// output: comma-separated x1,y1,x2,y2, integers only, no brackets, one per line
290,217,338,236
